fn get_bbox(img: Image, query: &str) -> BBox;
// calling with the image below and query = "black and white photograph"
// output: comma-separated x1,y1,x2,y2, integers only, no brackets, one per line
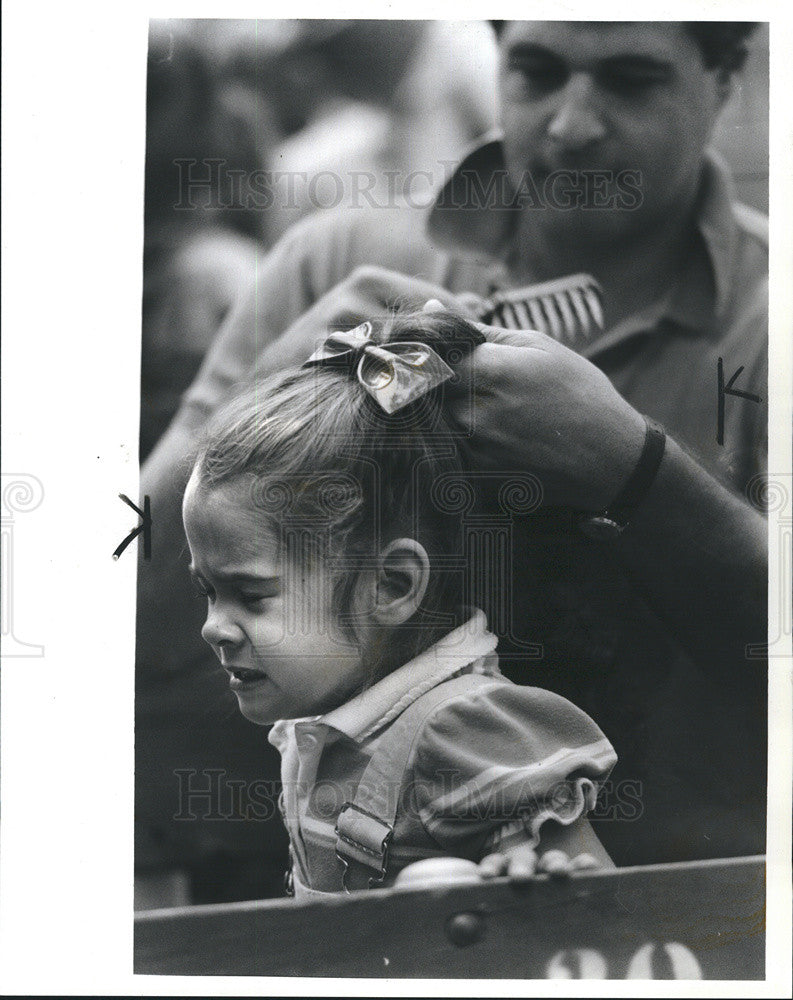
1,2,791,995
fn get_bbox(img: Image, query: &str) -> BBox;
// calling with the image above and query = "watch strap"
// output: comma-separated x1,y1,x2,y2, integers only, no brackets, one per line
579,417,666,539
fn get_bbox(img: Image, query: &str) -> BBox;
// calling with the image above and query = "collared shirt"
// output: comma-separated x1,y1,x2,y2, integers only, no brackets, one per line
426,135,768,489
179,137,767,866
268,610,616,893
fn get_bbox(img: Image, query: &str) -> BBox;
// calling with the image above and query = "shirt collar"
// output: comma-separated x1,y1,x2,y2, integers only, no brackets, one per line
427,131,516,262
683,147,739,322
427,135,739,328
317,608,498,744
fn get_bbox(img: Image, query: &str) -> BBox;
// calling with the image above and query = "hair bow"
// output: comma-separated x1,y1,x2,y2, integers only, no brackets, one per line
302,321,456,414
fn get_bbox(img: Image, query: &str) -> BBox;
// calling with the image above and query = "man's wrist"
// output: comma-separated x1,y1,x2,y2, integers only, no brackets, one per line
578,416,667,539
581,404,647,510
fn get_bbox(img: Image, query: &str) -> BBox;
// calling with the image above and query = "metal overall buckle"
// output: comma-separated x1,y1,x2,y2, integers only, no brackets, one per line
334,802,394,893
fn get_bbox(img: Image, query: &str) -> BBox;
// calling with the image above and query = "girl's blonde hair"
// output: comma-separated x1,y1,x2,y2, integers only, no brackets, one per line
191,309,484,678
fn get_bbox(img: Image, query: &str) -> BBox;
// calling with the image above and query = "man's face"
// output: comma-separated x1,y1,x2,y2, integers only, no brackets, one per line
497,21,729,243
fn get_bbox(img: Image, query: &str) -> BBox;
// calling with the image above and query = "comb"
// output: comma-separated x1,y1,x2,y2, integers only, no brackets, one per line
476,273,604,346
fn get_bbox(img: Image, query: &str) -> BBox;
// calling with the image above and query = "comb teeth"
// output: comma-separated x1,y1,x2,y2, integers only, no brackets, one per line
478,273,604,345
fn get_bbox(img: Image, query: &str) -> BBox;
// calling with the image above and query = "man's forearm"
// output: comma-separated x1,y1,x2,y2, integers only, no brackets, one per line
457,329,767,673
613,435,766,671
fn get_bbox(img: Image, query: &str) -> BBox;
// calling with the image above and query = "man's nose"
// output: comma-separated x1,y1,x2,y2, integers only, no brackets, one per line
546,73,606,151
202,604,243,649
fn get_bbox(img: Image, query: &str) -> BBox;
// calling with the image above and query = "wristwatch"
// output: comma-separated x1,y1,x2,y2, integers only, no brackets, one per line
578,417,666,540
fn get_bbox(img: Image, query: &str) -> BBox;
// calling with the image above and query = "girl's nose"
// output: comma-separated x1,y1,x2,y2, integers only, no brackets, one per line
201,605,244,649
546,74,606,151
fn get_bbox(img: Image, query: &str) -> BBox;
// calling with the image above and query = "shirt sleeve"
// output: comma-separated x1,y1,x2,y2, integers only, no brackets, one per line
409,680,617,860
177,209,340,426
178,200,439,428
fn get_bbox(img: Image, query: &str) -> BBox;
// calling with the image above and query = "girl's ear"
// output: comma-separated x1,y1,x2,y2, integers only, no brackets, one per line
371,538,430,626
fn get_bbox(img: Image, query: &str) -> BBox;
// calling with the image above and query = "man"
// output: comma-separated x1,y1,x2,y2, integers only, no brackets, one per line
137,21,766,881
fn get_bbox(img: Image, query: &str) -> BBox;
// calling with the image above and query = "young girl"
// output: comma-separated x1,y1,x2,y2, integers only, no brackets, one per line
182,308,617,898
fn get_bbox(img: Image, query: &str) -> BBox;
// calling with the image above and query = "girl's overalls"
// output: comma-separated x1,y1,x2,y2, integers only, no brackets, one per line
285,672,496,900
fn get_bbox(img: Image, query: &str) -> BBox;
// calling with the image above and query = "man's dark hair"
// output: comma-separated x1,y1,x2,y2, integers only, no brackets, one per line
684,23,759,73
489,21,760,75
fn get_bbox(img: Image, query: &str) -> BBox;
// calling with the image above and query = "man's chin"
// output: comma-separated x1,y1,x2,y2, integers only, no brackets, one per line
530,205,648,248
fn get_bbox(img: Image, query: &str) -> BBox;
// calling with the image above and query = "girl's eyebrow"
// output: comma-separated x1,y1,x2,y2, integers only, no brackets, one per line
223,573,281,588
189,565,280,587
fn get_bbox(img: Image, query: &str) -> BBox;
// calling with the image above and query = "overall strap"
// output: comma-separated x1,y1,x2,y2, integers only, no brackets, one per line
334,671,497,890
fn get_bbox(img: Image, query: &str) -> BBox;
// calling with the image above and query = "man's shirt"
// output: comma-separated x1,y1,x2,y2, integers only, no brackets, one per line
184,140,767,496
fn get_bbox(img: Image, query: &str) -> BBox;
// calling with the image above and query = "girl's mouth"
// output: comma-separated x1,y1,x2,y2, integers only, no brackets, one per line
227,667,268,687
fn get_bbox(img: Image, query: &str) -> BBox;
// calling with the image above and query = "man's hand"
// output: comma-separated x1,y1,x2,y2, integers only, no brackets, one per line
252,266,481,377
419,301,765,674
448,324,647,510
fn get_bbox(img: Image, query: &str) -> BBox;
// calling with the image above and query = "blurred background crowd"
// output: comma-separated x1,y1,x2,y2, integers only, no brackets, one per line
137,18,769,909
141,18,500,459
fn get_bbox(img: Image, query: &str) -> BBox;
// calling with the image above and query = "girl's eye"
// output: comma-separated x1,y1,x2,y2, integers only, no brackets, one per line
240,593,272,609
190,576,213,600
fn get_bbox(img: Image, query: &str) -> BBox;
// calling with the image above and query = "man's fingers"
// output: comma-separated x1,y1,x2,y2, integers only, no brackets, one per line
422,298,446,313
347,265,465,314
474,324,551,348
455,291,488,315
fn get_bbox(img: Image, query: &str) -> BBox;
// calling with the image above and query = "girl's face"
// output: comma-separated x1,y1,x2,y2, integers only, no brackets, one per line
183,474,366,725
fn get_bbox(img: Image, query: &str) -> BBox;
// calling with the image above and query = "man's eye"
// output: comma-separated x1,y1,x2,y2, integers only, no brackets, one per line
598,70,666,95
507,59,567,94
191,577,211,598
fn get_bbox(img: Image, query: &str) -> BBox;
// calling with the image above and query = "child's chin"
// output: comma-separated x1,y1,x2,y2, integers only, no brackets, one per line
235,692,279,726
239,708,276,726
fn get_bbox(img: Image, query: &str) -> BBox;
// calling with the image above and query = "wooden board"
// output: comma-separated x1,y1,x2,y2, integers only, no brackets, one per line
134,855,765,980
